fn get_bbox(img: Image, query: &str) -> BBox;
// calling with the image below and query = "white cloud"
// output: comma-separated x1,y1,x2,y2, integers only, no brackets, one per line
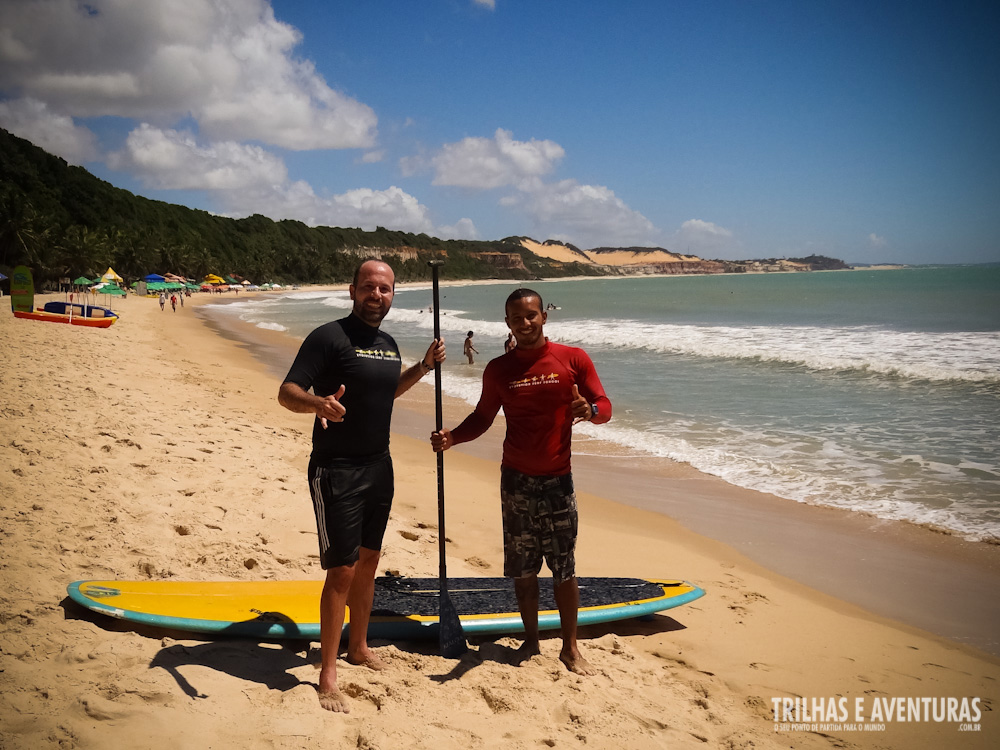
869,232,887,248
107,124,287,190
670,219,736,256
398,151,426,178
330,187,434,232
358,149,385,164
0,96,99,164
430,128,564,189
216,181,478,240
437,217,479,240
218,181,437,236
412,128,661,246
0,0,376,149
510,179,660,248
473,0,497,10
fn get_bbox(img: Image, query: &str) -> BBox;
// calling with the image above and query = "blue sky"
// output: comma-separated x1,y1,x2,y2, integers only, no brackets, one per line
1,0,997,264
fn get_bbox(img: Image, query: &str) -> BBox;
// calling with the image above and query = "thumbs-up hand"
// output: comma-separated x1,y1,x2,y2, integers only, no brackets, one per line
318,384,347,429
570,383,591,424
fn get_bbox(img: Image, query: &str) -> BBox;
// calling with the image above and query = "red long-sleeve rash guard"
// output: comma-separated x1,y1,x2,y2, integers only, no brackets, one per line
450,341,612,476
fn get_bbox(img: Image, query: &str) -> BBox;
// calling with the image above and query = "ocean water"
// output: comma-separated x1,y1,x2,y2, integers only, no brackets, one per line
209,266,1000,543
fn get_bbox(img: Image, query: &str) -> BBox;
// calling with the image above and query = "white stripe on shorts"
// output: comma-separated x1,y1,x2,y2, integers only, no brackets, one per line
311,471,330,559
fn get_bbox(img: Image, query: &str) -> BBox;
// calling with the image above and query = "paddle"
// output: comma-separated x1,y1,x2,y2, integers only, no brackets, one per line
428,259,468,658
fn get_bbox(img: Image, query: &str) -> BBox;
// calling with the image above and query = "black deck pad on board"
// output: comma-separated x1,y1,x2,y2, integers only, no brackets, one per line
371,576,669,618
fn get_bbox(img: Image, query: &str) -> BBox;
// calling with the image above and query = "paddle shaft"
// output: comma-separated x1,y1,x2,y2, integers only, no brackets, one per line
429,261,447,578
428,260,467,656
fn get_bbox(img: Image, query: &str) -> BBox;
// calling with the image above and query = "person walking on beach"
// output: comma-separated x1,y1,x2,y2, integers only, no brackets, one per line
430,288,611,675
278,260,445,713
158,292,166,311
505,332,516,353
170,294,177,312
464,330,479,364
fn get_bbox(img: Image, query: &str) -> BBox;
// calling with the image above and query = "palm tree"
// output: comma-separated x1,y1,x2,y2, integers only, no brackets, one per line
58,225,108,280
0,189,47,270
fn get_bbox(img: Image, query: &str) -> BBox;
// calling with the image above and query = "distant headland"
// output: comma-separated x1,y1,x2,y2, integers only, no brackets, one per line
515,238,851,275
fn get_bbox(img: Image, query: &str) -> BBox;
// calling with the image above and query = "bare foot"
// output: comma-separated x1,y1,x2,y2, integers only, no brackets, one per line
318,687,351,713
514,639,541,665
560,649,596,676
347,648,388,671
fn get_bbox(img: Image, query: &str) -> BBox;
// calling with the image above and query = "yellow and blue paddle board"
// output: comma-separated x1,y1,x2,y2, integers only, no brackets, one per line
67,576,704,640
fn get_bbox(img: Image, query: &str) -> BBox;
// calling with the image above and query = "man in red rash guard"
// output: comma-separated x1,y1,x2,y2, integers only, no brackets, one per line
431,288,611,675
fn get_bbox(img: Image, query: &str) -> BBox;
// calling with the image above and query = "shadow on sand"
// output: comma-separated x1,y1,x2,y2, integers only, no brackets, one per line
63,596,689,696
427,612,689,683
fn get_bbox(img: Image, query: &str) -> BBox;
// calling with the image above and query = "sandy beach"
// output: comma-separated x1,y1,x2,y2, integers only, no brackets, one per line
2,289,997,749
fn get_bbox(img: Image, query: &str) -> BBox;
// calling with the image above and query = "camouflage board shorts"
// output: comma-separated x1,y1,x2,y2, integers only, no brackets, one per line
500,467,578,584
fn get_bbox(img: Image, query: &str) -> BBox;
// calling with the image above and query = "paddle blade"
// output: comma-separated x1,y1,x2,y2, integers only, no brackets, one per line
439,588,468,657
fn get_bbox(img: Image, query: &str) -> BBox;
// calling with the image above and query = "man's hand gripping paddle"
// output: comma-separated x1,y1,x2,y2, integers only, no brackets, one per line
428,260,468,658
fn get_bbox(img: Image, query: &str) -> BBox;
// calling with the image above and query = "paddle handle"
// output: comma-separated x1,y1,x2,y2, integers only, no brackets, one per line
428,260,447,579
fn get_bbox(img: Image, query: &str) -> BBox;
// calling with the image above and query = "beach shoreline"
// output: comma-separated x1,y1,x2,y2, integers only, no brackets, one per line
2,289,997,749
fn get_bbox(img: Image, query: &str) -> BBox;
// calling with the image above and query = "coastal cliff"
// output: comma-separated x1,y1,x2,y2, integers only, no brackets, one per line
518,238,846,275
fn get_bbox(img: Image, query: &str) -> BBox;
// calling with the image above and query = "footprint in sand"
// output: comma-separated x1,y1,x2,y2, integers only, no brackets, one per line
745,695,774,720
341,682,386,709
478,685,517,713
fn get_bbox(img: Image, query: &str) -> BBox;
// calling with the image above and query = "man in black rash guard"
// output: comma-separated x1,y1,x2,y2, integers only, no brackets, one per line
278,260,445,713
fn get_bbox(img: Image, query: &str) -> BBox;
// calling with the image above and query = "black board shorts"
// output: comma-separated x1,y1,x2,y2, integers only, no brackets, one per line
308,454,393,569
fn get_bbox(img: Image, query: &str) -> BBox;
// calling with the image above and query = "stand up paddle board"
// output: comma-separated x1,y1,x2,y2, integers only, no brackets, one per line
67,576,704,640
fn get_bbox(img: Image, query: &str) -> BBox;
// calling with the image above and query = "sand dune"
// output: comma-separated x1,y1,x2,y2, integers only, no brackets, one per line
519,238,699,266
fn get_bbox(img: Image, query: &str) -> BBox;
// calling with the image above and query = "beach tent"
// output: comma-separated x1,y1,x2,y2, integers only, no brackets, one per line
101,267,124,283
144,273,166,283
90,282,125,307
203,274,226,285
